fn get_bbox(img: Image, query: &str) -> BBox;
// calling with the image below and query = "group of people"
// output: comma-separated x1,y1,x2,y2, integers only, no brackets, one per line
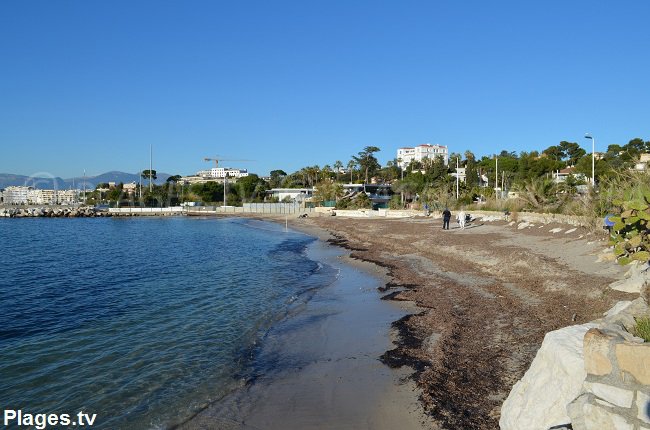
441,208,467,230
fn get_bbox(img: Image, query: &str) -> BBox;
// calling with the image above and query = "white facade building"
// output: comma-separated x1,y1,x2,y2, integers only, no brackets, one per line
1,186,80,205
123,182,137,194
397,144,448,169
266,188,314,202
2,186,31,204
197,167,249,179
451,167,466,183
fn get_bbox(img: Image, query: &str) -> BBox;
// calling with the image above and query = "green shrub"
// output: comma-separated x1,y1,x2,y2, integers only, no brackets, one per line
633,317,650,342
609,191,650,265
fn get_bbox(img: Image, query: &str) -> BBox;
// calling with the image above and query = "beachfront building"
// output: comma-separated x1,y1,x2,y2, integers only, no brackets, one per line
197,167,249,179
27,189,80,205
397,144,449,169
59,190,80,204
342,184,392,208
1,186,81,205
266,188,314,202
28,189,55,204
2,186,31,205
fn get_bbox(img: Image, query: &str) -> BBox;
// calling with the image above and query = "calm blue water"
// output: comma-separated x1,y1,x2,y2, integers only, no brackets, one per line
0,217,335,429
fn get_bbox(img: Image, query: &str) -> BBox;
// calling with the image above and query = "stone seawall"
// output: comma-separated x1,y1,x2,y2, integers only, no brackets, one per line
569,322,650,429
0,207,110,218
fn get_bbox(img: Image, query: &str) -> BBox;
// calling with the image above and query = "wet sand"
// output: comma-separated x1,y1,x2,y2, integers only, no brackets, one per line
182,235,433,430
291,215,634,429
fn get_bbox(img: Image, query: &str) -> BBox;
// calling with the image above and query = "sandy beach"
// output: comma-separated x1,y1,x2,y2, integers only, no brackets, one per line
182,232,434,430
286,214,635,429
176,213,635,430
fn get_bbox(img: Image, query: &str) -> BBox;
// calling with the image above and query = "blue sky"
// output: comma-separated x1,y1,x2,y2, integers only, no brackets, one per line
1,1,649,178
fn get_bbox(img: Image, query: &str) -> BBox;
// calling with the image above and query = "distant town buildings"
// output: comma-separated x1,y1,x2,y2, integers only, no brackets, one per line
0,186,80,205
397,144,449,169
122,182,137,194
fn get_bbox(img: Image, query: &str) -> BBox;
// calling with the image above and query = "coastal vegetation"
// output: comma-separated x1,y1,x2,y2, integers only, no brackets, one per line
608,184,650,265
88,138,650,228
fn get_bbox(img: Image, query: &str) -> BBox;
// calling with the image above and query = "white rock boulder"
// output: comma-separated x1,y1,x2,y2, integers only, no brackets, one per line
609,261,650,294
500,323,597,430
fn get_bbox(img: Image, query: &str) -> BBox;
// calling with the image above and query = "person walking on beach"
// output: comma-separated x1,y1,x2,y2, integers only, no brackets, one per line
457,209,466,230
442,208,451,230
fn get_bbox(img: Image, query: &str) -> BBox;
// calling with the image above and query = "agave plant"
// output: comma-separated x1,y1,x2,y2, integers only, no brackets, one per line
609,192,650,265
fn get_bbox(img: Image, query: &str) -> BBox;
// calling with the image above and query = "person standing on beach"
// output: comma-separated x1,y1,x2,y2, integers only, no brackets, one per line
457,209,466,229
442,208,451,230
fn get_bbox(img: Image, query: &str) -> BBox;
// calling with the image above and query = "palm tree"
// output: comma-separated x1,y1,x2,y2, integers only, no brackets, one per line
333,160,343,182
347,160,356,183
322,164,332,181
306,166,320,187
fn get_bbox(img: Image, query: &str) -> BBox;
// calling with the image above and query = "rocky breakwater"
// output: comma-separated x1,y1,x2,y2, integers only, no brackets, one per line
0,207,111,218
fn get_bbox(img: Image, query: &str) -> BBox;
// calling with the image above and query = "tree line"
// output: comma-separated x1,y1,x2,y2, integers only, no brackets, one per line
88,137,649,211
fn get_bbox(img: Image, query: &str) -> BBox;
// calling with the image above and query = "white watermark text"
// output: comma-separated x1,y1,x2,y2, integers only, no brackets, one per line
4,409,97,429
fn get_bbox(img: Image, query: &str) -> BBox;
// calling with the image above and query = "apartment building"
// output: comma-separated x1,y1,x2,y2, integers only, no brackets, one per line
397,144,449,169
1,186,80,205
2,186,31,204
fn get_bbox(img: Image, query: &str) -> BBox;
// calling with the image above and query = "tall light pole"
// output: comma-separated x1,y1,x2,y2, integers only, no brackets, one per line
495,156,498,199
149,144,153,193
455,156,460,200
585,134,595,185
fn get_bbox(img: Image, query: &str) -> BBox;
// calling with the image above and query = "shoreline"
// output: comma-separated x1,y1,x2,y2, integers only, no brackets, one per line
4,213,633,428
285,215,633,429
181,219,432,429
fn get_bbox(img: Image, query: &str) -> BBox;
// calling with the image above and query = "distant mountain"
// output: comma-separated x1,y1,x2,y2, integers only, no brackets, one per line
0,171,171,190
66,171,172,188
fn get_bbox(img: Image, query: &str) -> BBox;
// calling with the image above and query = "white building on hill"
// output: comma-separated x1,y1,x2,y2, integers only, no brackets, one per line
197,167,249,179
397,144,448,169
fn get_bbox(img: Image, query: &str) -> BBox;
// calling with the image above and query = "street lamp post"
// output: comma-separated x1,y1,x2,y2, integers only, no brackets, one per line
585,134,595,185
455,156,460,200
495,156,498,199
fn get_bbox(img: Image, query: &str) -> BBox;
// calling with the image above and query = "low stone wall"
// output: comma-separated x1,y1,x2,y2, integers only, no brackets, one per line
569,327,650,429
471,210,591,226
109,207,184,216
328,208,594,226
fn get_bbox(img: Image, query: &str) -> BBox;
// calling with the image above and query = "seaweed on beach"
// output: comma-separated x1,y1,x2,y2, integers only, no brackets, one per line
378,281,419,293
380,313,429,373
326,235,368,252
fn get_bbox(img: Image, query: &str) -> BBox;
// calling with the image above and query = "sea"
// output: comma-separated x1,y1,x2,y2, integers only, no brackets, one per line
0,217,338,429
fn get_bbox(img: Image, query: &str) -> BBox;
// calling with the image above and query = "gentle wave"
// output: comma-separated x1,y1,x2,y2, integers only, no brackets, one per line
0,217,334,429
